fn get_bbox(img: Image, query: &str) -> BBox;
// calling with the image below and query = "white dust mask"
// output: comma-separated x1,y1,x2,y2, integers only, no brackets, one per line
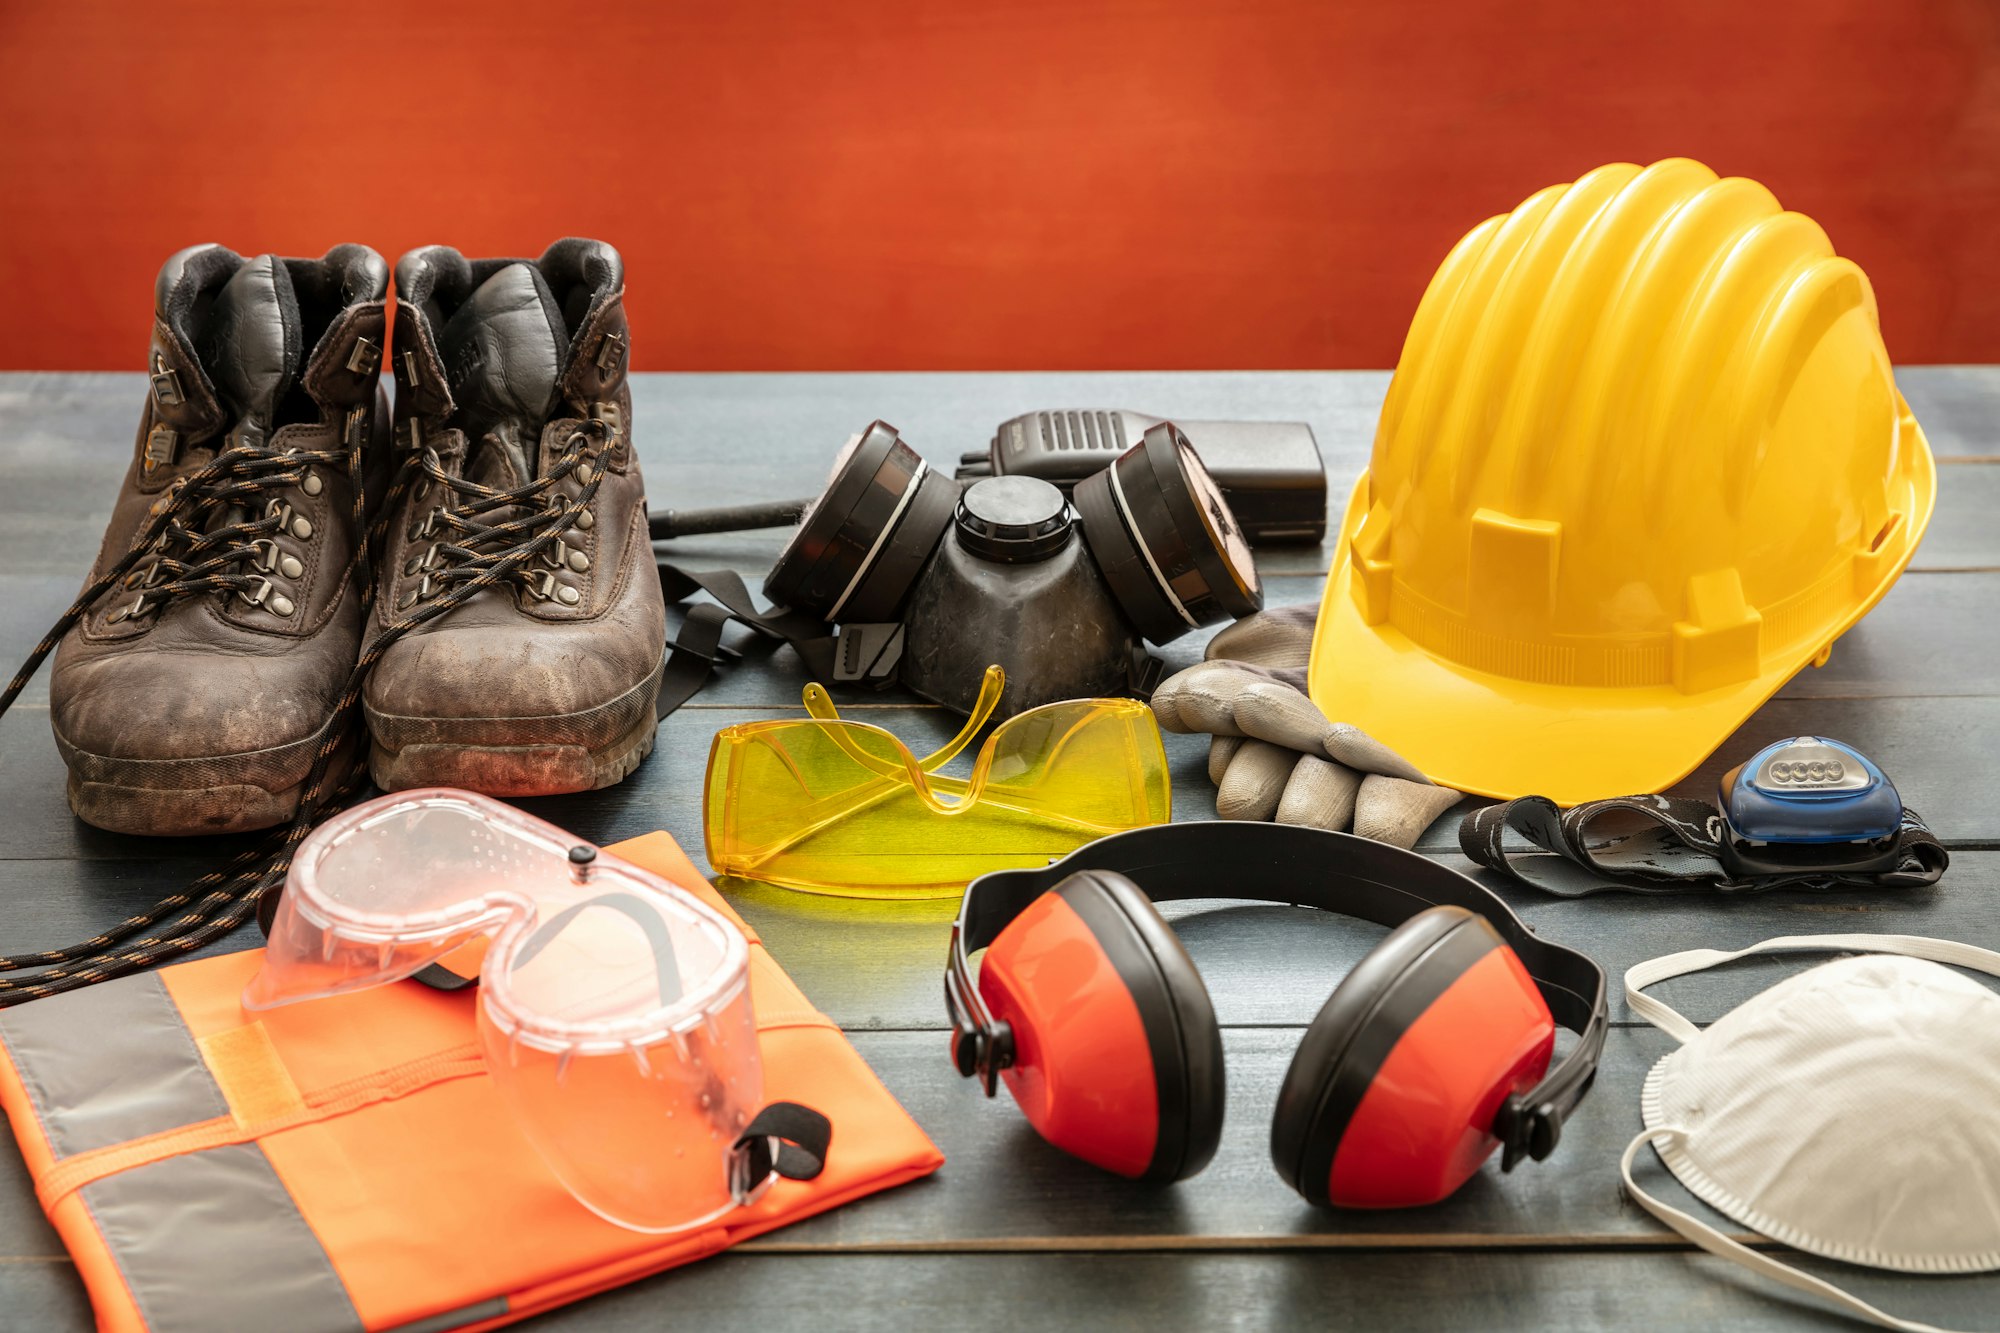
1623,934,2000,1333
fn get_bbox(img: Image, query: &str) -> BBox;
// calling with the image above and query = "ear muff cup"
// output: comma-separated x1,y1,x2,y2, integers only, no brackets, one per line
978,870,1223,1182
1272,905,1556,1207
1060,871,1226,1182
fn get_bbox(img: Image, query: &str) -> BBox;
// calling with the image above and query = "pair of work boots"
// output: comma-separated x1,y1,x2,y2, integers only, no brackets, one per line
47,240,666,836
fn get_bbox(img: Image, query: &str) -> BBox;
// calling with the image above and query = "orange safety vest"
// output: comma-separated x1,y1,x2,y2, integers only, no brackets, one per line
0,832,943,1332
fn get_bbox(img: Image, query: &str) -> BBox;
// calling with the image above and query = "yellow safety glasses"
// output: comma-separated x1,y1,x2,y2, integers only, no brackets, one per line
703,667,1171,898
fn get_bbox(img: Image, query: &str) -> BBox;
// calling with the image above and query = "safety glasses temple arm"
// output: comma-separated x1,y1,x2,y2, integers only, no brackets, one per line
801,665,1002,777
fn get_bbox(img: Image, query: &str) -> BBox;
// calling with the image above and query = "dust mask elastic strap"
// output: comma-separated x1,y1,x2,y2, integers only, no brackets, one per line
1627,932,2000,1045
1619,1129,1967,1333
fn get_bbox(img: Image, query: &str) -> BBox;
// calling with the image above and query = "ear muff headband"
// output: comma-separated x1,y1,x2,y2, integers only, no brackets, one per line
945,822,1607,1172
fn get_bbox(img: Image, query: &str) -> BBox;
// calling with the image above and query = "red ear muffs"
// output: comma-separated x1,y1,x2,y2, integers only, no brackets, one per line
977,869,1224,1182
1269,905,1556,1208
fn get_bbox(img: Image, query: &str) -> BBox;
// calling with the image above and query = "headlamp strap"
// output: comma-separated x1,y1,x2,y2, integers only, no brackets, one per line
1460,794,1947,896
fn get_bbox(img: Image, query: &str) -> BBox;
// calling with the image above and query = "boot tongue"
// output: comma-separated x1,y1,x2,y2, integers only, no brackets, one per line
199,255,302,433
437,262,568,486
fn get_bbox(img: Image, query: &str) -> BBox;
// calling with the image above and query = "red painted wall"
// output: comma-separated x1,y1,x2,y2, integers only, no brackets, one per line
0,0,1994,371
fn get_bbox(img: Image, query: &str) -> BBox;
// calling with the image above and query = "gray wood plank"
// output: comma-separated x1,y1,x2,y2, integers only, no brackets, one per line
7,683,1995,867
2,843,1992,1034
1903,366,2000,459
3,561,1993,716
0,1023,1988,1263
6,1156,1995,1332
2,368,1994,578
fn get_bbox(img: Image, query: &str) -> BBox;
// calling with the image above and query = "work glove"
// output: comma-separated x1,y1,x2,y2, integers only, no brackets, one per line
1149,606,1461,849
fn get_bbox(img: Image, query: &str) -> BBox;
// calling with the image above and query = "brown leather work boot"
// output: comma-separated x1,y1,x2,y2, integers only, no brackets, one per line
363,239,665,794
48,245,392,835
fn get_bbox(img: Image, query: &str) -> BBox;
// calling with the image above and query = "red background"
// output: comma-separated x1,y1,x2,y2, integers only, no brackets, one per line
1,0,1995,371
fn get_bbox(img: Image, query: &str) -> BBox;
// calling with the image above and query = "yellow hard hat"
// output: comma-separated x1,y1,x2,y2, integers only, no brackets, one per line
1308,159,1935,805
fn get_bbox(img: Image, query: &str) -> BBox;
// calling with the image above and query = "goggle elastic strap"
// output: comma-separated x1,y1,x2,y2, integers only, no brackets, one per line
727,1101,834,1201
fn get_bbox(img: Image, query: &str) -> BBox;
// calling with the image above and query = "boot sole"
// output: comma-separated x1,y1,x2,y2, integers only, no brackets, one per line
59,726,358,837
366,664,662,797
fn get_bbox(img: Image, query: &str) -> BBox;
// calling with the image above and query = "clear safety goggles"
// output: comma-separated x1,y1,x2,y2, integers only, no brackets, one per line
703,666,1172,899
246,789,826,1234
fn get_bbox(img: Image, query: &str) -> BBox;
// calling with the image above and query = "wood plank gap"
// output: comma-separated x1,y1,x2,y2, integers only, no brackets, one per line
732,1234,1770,1256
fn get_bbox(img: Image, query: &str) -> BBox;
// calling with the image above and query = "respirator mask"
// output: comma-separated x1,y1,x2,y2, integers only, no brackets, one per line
657,420,1263,721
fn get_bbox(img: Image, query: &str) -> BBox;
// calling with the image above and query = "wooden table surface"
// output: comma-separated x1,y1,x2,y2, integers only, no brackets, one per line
2,368,1997,1330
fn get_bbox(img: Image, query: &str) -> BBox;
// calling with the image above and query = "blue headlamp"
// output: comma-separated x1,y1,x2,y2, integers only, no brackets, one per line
1716,737,1904,878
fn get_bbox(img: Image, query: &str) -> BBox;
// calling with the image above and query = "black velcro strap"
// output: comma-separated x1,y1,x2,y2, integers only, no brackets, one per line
1460,794,1949,896
656,562,839,718
734,1101,833,1183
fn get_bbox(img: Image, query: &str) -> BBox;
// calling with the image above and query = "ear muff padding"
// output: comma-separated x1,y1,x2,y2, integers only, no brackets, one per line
1058,870,1225,1182
1270,905,1484,1202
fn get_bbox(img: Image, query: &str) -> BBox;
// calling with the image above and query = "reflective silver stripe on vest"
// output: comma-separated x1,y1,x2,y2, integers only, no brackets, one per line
0,972,228,1156
81,1143,363,1333
0,973,368,1331
390,1297,510,1333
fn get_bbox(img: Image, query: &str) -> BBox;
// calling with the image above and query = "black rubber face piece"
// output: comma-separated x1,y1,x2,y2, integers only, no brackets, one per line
1270,908,1502,1205
762,421,959,623
1074,422,1264,645
954,475,1074,564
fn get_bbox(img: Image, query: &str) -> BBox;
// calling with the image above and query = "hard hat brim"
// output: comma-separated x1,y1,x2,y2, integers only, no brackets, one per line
1307,413,1936,807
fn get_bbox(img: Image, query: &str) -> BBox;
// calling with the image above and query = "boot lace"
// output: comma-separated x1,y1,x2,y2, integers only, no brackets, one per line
103,435,347,625
0,413,610,1004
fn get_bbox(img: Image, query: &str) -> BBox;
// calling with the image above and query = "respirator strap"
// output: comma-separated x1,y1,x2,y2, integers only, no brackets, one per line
1459,794,1948,896
1619,1128,1966,1333
655,563,840,716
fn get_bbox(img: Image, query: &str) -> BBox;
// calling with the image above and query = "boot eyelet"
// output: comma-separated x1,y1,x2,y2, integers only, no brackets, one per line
107,595,155,625
575,508,595,531
566,549,590,573
278,554,304,580
557,585,581,606
301,472,323,497
239,575,280,611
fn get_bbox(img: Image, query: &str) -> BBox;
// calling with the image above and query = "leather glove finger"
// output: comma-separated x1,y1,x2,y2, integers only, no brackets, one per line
1158,660,1436,783
1204,604,1317,674
1324,723,1429,784
1215,739,1295,821
1352,775,1464,850
1234,678,1335,753
1208,735,1243,785
1274,755,1361,831
1149,660,1247,737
